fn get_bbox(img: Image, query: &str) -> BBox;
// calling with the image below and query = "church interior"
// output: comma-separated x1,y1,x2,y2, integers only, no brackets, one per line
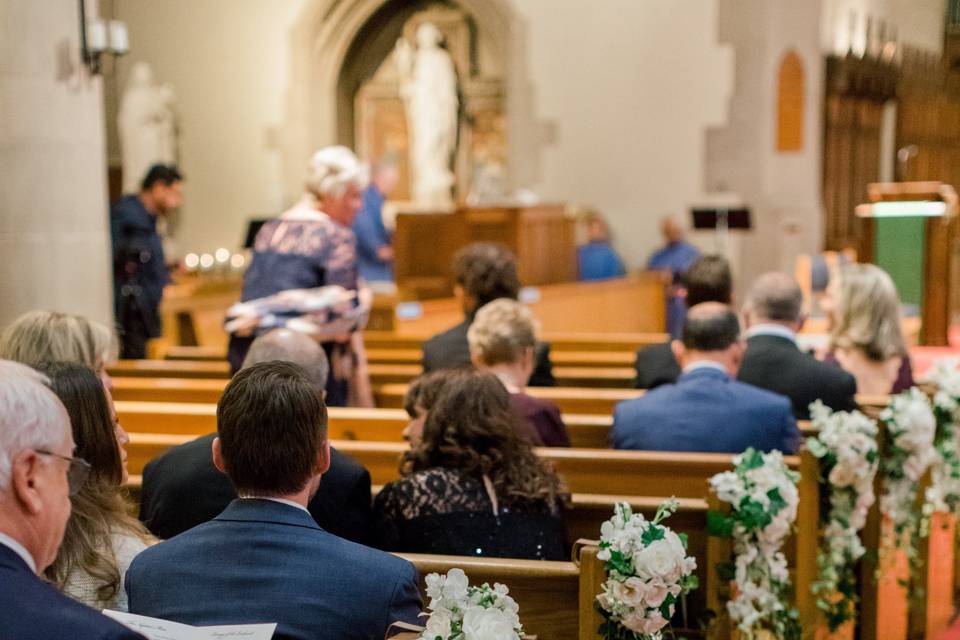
7,0,960,638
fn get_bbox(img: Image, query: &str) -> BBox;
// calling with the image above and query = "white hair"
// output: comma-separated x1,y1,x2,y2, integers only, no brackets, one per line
0,360,69,490
304,146,369,199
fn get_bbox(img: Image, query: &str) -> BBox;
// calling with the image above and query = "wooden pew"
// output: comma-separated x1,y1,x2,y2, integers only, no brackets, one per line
109,361,638,388
362,330,668,353
115,402,615,449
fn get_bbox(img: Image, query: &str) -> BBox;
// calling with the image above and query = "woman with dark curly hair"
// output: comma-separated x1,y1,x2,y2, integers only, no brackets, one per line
373,369,568,559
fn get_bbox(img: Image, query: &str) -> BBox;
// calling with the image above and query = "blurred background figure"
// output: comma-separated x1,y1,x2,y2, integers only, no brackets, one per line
577,211,626,282
353,159,400,284
647,215,701,339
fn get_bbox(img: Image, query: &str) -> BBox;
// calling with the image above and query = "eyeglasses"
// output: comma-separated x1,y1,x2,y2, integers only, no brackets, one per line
35,451,92,496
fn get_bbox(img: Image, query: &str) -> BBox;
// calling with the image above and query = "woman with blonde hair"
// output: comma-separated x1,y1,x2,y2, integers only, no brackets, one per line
468,298,570,446
823,263,913,395
35,362,152,611
373,369,568,560
0,310,115,388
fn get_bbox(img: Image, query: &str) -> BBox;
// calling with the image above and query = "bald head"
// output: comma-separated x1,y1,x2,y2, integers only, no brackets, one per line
660,216,684,244
673,303,745,375
241,330,329,392
744,272,804,329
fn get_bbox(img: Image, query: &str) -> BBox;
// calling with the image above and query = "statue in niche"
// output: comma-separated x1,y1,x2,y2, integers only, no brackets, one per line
118,62,178,193
395,22,459,209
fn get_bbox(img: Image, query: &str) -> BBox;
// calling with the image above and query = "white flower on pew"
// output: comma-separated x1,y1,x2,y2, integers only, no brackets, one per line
707,448,800,640
806,401,879,632
879,387,937,541
921,358,960,514
417,568,524,640
596,499,698,640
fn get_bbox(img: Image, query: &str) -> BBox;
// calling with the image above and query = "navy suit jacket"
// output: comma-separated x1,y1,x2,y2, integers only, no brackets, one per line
0,545,145,640
126,499,421,640
611,367,800,454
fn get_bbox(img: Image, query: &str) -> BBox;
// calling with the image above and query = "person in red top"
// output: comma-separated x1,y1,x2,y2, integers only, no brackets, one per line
467,298,570,447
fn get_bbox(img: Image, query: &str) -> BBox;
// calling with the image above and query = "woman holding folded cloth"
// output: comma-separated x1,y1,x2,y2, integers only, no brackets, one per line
374,369,569,560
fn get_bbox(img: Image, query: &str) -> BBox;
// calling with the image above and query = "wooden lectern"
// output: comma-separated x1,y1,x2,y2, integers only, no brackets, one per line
392,204,576,299
855,182,958,346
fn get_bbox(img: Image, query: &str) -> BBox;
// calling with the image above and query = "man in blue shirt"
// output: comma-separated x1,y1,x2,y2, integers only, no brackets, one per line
110,164,183,358
353,161,399,283
578,215,626,281
646,216,701,338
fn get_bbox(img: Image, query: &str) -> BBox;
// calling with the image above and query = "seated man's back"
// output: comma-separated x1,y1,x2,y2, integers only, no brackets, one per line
126,499,419,640
127,361,420,639
140,434,373,543
614,302,799,454
612,366,798,453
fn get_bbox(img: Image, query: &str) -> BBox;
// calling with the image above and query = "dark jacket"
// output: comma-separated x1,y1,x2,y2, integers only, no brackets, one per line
0,544,145,640
422,319,556,387
127,499,421,640
738,334,859,419
634,341,681,389
612,366,800,454
139,434,373,544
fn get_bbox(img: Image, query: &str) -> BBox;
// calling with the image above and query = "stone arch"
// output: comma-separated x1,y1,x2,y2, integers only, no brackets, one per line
281,0,519,203
776,50,805,152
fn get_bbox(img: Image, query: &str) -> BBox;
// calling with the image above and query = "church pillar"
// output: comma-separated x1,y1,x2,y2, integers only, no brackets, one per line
0,0,113,328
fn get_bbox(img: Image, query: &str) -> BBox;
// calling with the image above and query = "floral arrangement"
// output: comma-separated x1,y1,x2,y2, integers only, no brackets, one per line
595,499,699,640
878,388,937,552
707,448,801,640
806,401,879,631
415,568,524,640
921,359,960,514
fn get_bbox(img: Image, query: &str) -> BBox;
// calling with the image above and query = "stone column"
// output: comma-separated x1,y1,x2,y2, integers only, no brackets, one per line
0,0,113,329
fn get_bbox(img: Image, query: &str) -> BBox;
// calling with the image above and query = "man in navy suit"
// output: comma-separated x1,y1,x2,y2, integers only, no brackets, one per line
126,361,422,639
0,361,145,640
612,303,800,454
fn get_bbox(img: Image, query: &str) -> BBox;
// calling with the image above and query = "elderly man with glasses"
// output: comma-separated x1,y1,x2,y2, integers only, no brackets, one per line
0,360,144,639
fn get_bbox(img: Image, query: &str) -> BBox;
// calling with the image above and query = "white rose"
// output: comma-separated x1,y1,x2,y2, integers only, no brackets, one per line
423,609,453,639
442,568,469,601
461,608,517,640
633,539,683,582
829,462,857,487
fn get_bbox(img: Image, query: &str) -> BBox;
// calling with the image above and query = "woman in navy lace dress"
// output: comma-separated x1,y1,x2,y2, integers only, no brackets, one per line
373,369,569,560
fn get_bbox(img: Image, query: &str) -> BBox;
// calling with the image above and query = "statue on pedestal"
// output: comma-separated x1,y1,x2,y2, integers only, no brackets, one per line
395,22,459,209
118,62,178,193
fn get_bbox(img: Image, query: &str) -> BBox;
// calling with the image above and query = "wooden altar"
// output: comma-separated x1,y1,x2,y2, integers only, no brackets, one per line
392,204,577,299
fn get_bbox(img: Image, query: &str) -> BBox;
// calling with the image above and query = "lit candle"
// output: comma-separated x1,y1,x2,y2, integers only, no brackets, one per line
87,19,107,52
199,254,214,269
215,248,230,264
109,21,129,54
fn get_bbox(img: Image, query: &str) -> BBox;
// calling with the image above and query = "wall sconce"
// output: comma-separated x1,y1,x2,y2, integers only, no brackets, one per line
79,0,128,75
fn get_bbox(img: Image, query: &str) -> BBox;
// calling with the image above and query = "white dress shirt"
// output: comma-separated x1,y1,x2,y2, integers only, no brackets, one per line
745,323,798,345
681,360,728,375
0,532,36,573
239,496,311,514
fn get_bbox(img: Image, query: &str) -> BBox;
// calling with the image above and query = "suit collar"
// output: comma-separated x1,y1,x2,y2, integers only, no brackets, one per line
214,498,321,531
746,333,800,351
0,542,34,574
745,324,798,345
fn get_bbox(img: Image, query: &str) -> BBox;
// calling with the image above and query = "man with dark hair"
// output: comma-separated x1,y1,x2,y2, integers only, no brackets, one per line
612,303,799,454
738,272,857,419
139,329,374,543
635,254,732,389
421,242,555,386
110,163,184,358
127,361,421,638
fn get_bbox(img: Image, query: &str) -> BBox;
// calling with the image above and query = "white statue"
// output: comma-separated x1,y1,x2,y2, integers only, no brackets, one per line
396,22,459,209
118,63,177,193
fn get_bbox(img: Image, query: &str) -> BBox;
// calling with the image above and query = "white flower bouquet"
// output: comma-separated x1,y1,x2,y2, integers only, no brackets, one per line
879,387,936,546
707,448,800,640
595,499,698,640
921,358,960,514
806,401,879,631
409,568,525,640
